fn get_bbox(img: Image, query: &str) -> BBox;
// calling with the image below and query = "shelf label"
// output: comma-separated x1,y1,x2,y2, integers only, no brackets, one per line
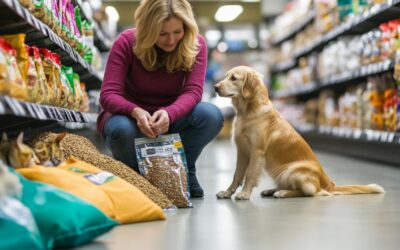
0,100,5,114
25,103,37,118
352,129,362,139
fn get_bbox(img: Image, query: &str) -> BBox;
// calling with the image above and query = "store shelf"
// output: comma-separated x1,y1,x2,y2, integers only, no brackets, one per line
0,0,102,90
273,59,394,98
271,10,315,46
287,1,400,62
0,95,98,123
297,124,400,166
72,0,112,51
270,58,297,74
274,82,317,98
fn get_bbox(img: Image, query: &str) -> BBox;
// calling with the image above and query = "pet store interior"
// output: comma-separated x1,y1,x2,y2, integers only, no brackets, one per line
0,0,399,249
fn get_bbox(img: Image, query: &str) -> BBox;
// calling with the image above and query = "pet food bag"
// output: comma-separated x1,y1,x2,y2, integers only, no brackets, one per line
135,134,192,208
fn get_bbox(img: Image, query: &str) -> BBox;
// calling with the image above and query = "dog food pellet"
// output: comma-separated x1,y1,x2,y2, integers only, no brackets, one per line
29,132,173,209
143,156,190,208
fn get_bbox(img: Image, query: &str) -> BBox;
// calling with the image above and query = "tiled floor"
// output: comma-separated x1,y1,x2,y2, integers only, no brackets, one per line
76,138,400,250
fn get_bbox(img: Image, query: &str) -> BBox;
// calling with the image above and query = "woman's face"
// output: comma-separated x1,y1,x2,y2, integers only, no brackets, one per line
156,17,184,52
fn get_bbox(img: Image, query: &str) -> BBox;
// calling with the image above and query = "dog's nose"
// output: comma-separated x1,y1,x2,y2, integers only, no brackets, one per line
214,85,219,93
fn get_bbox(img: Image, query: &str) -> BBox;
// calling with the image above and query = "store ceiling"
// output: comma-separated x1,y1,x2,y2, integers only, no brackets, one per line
102,0,288,29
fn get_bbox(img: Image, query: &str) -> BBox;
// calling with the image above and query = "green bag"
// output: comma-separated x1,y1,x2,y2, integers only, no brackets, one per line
0,197,45,250
13,169,118,249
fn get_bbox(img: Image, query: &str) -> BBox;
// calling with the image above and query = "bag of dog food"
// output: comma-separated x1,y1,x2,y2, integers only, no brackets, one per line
135,134,192,208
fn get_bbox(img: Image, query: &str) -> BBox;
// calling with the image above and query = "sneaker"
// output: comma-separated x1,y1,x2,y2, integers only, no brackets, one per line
188,173,204,198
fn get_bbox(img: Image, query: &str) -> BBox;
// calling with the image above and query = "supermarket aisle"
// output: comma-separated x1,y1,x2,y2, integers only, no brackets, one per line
77,139,400,250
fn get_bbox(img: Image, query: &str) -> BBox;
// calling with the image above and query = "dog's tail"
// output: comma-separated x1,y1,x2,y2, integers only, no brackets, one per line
330,184,385,195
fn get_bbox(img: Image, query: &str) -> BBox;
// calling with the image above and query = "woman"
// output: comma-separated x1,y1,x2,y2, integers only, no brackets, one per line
97,0,224,198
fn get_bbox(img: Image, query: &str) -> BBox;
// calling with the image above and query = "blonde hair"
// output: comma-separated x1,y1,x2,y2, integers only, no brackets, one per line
134,0,199,73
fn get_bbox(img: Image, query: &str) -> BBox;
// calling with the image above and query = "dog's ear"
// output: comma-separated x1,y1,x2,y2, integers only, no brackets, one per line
242,70,260,99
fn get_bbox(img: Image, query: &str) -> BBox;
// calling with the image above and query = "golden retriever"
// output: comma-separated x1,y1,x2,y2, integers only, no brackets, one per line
214,66,384,200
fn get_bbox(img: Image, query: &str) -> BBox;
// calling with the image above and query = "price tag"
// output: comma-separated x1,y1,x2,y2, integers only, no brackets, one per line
372,130,380,141
345,128,353,137
366,130,373,141
71,111,80,122
338,127,346,137
353,129,362,139
4,96,24,116
65,110,73,121
43,106,53,119
25,103,37,118
388,132,395,143
55,108,64,121
0,99,5,114
380,132,389,142
31,104,45,120
332,127,340,136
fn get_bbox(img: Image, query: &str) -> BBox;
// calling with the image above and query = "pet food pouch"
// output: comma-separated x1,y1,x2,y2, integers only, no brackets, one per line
135,134,192,208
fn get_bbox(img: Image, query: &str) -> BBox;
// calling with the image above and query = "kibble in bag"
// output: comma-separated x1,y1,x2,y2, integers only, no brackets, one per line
135,134,192,208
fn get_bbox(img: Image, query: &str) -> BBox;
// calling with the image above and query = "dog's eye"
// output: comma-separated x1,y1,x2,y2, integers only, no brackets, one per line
230,75,237,81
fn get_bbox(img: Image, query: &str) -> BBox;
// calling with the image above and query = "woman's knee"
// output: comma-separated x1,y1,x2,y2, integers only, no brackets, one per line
105,115,137,140
192,102,224,129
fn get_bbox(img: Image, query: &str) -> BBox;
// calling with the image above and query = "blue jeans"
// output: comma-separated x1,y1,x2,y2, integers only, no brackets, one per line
103,102,224,174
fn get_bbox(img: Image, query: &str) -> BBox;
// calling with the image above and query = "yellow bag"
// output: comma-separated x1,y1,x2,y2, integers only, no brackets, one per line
18,157,166,224
17,165,115,219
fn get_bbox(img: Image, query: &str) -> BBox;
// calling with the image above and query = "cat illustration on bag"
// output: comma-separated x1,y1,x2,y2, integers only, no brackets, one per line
0,131,66,168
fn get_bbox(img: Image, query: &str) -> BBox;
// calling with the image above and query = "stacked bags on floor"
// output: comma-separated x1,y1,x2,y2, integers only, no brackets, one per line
0,132,166,249
0,162,116,250
18,157,166,223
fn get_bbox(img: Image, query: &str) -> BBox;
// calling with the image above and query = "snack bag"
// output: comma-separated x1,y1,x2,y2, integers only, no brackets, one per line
0,39,10,95
40,49,59,105
29,46,48,104
135,134,192,208
0,39,28,101
79,82,90,112
61,65,76,109
52,54,68,108
72,73,83,111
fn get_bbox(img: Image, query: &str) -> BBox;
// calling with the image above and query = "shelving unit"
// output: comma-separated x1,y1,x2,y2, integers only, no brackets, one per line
0,0,103,90
297,125,400,166
271,0,400,76
271,10,315,46
72,0,112,52
0,0,104,136
274,59,394,99
269,1,400,165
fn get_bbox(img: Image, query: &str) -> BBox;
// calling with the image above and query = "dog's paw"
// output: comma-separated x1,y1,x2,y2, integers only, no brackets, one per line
235,191,250,200
216,191,233,199
273,190,289,198
261,189,277,197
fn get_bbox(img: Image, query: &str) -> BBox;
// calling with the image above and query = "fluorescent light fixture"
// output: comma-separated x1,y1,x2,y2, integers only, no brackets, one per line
105,6,120,22
241,0,260,2
215,5,243,22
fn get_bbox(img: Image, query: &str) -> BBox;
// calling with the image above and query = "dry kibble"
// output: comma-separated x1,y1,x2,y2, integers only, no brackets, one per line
28,132,173,209
143,156,190,208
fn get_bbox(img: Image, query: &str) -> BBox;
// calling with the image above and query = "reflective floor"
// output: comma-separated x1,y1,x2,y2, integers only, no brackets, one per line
76,139,400,250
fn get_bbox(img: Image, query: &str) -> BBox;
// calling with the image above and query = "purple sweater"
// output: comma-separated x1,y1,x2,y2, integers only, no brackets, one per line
97,28,208,135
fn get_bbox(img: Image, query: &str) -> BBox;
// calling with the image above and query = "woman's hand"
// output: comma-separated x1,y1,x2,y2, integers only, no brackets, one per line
150,110,170,136
131,107,157,138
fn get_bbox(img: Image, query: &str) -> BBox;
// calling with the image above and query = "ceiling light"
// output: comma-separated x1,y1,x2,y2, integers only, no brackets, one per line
215,5,243,22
